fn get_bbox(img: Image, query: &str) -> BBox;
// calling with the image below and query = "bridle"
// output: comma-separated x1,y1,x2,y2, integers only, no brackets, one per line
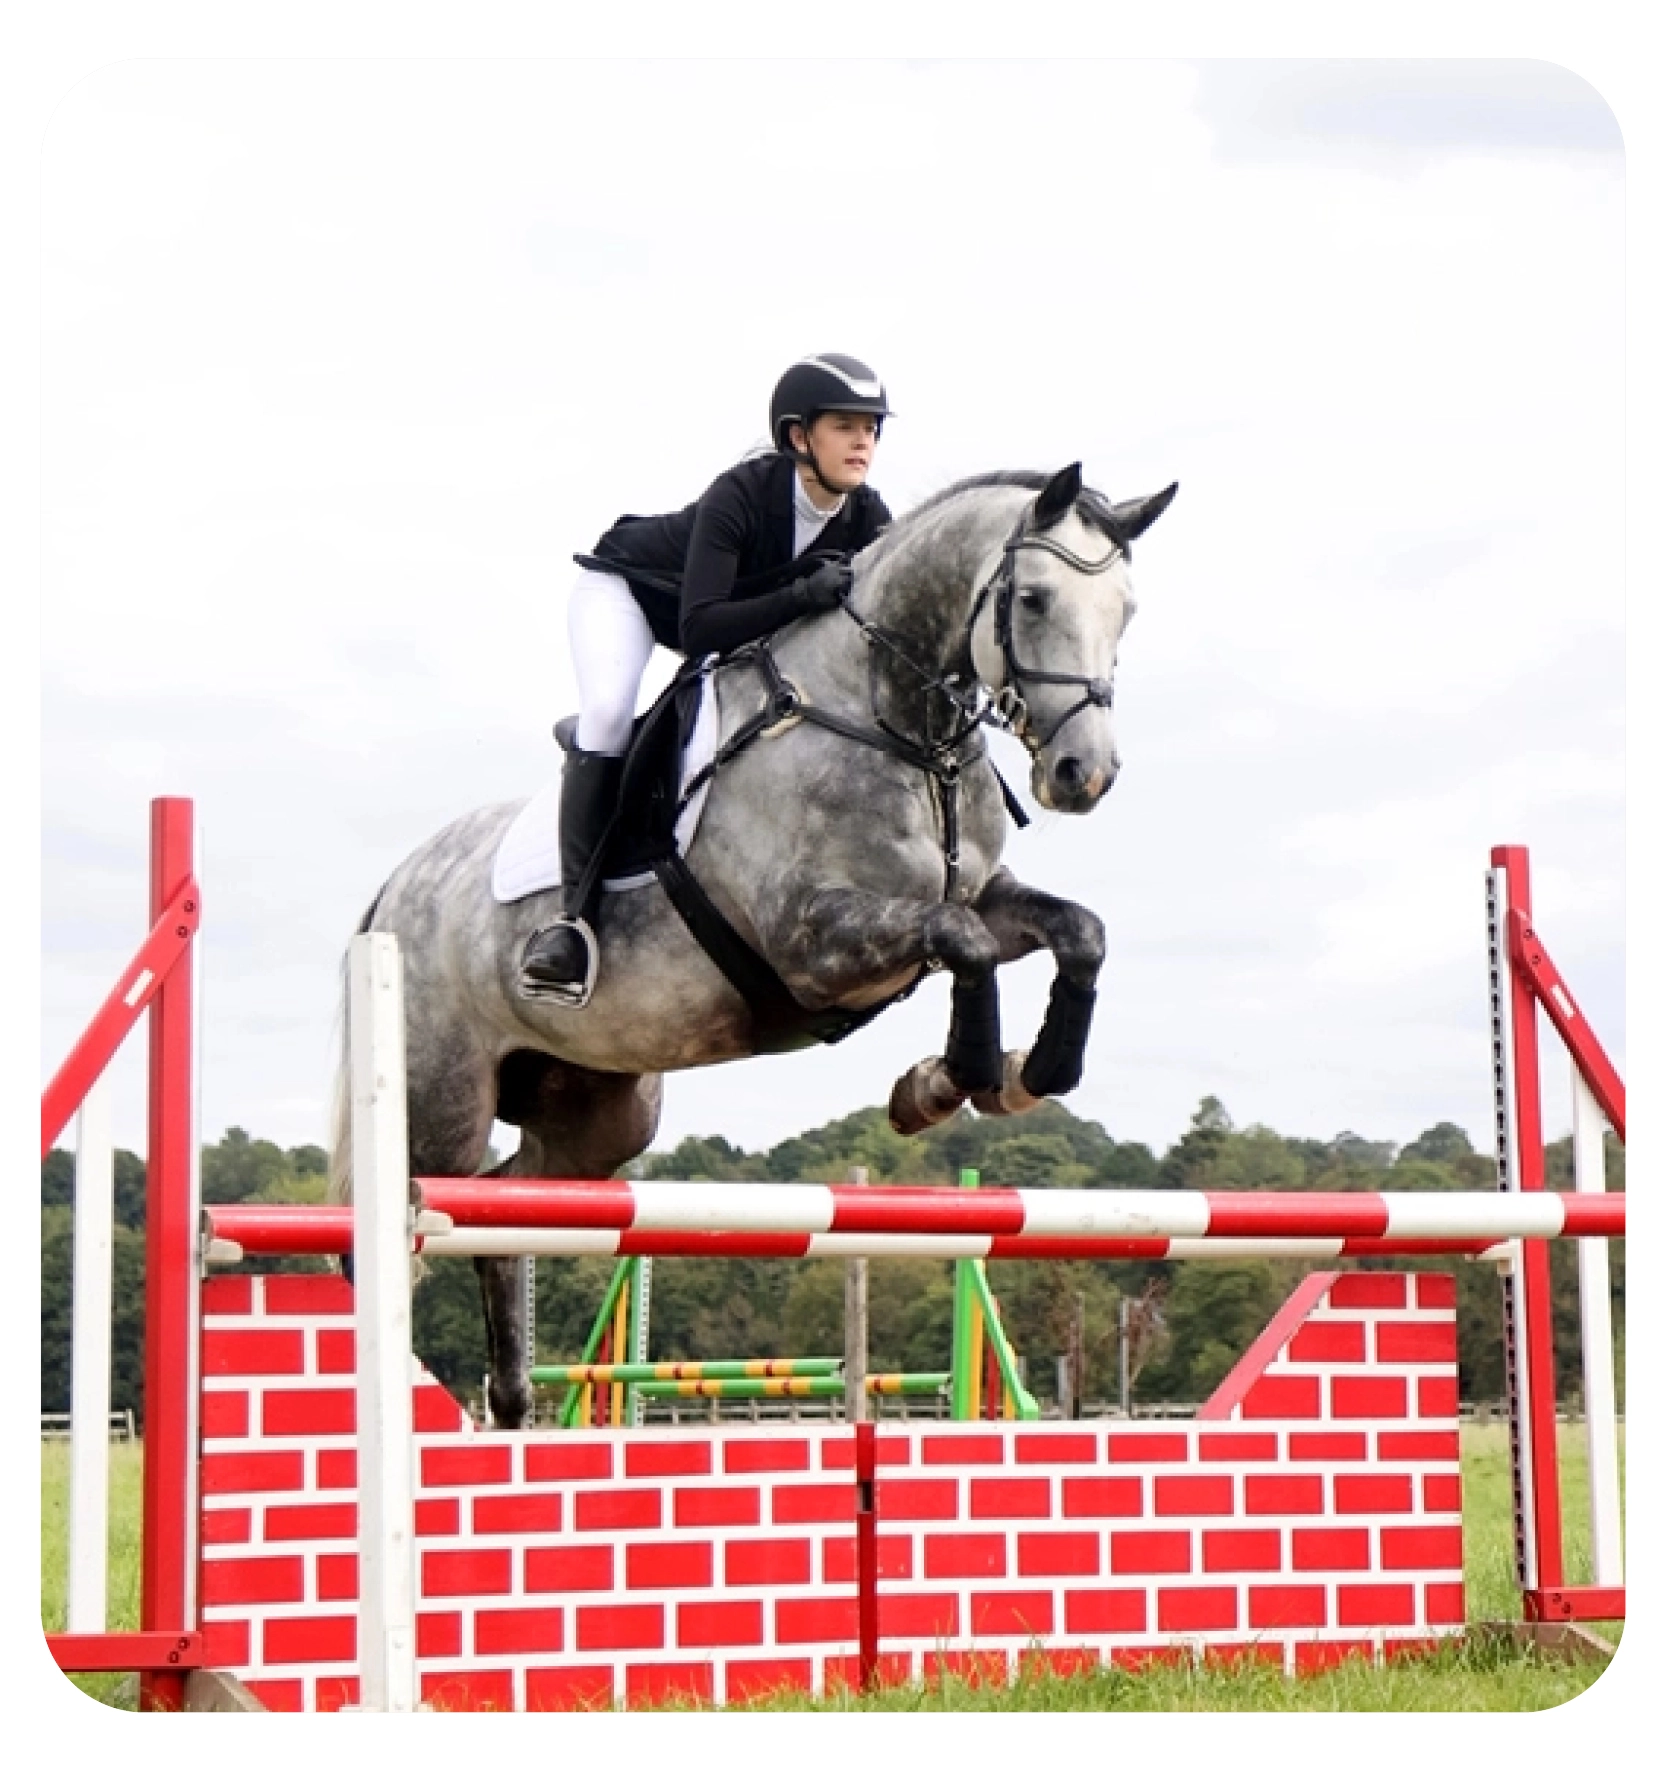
963,505,1126,750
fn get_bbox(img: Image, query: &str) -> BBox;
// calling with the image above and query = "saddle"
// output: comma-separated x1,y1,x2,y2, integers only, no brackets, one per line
556,659,709,892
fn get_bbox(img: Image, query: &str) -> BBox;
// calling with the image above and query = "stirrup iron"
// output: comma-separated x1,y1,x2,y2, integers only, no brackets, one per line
517,917,600,1008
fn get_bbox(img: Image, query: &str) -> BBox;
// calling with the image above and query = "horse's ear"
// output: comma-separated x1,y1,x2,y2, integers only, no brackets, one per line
1031,462,1083,530
1106,482,1179,540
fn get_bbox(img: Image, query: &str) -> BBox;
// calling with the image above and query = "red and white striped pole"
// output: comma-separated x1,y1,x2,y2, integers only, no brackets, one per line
202,1188,1623,1262
414,1177,1621,1243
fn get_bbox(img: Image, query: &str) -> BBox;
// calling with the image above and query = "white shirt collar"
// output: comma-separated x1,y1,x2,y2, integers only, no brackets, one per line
792,474,846,527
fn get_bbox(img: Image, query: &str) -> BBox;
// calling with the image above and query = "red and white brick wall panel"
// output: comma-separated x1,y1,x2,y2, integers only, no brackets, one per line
861,1271,1465,1685
197,1269,1463,1710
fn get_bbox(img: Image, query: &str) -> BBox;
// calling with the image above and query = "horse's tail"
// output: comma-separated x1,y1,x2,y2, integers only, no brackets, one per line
326,889,385,1206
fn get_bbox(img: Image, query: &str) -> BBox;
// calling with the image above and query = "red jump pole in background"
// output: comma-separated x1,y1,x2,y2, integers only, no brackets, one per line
44,799,205,1706
1489,844,1625,1626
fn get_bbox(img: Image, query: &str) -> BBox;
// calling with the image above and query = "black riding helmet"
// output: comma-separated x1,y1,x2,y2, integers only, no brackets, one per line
770,355,894,484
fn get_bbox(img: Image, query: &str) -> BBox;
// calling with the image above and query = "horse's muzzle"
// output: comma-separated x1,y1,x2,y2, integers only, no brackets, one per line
1036,750,1119,813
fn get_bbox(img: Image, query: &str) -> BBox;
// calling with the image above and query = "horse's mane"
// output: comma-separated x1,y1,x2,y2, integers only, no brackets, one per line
880,469,1133,556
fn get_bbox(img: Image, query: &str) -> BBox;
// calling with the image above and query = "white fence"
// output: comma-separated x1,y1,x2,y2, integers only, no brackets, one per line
41,1410,137,1441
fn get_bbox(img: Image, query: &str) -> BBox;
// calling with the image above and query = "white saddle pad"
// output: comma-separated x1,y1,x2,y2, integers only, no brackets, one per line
491,667,720,905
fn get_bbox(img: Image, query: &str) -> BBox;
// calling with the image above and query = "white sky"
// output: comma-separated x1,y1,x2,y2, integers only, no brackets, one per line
11,3,1665,1746
33,53,1633,1165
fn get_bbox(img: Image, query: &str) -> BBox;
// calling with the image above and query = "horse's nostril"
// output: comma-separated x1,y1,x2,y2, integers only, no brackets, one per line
1054,755,1086,792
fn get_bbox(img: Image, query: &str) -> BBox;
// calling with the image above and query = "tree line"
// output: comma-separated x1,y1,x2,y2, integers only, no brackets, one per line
40,1097,1624,1424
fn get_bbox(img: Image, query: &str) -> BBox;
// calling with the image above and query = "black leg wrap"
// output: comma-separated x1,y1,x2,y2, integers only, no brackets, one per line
1019,975,1098,1097
945,974,1003,1096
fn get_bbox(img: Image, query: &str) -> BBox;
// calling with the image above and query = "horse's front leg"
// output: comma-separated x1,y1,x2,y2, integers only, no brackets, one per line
965,866,1106,1118
776,887,1004,1135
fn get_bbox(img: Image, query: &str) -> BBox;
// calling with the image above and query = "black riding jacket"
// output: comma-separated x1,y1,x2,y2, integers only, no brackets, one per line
577,451,892,655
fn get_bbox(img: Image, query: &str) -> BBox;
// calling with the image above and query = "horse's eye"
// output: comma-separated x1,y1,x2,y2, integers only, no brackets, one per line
1017,587,1047,613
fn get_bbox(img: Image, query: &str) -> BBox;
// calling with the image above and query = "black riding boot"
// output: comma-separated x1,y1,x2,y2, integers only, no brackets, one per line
517,750,624,1006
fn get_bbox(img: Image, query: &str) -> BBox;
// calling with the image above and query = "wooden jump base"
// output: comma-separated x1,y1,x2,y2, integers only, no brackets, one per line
41,801,1626,1711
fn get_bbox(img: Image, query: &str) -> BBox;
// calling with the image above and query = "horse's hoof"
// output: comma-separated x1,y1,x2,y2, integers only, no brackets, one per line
887,1058,967,1137
486,1382,534,1432
970,1050,1044,1119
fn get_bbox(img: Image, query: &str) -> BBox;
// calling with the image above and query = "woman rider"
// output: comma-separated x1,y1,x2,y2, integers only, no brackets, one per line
519,352,895,1005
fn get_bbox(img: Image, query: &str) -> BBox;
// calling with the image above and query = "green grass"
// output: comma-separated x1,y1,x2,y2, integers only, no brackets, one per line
1459,1421,1624,1650
40,1438,145,1711
717,1634,1607,1712
43,1425,1622,1712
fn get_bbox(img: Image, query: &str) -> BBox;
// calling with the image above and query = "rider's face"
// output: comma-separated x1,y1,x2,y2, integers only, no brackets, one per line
792,411,879,492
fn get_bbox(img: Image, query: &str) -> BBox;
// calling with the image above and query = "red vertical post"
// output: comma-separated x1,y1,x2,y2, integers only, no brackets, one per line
854,1421,879,1692
139,798,197,1711
1492,844,1565,1602
590,1323,612,1428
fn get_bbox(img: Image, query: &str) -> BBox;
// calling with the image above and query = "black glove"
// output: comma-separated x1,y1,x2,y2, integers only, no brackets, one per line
791,560,853,613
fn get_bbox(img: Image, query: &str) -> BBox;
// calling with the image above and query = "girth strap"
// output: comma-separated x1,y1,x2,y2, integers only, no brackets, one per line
651,849,904,1055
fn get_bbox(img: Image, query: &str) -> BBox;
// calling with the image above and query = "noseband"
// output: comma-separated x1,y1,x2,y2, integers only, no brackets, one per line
965,508,1125,750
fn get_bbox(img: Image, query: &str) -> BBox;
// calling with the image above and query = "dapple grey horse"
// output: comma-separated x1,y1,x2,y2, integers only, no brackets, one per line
329,463,1176,1426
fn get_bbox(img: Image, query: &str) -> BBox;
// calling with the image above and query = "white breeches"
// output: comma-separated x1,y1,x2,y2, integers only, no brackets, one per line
567,568,658,756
